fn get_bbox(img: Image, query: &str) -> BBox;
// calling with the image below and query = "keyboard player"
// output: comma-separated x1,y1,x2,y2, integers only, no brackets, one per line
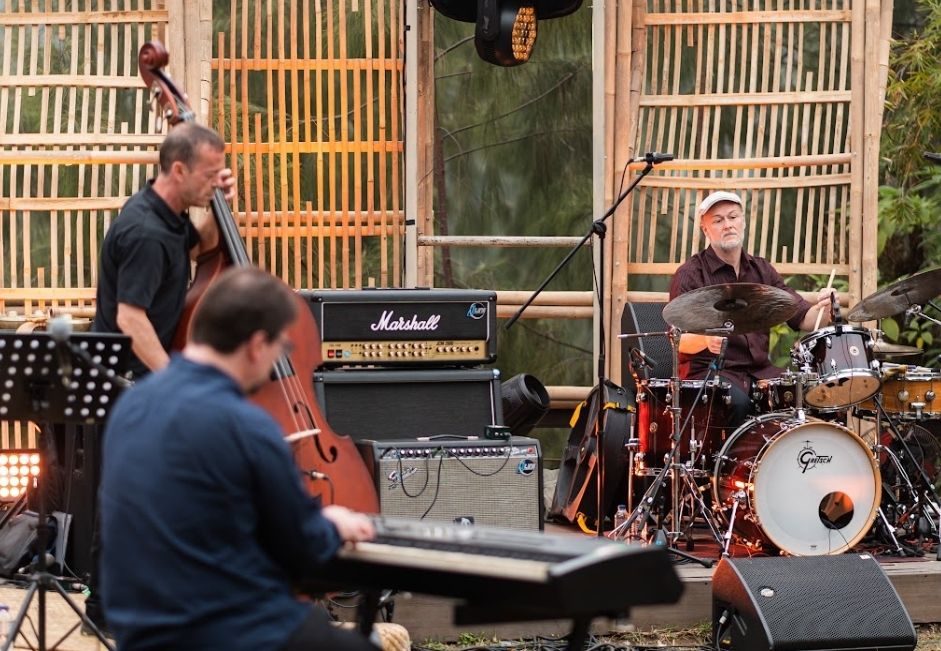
99,268,384,651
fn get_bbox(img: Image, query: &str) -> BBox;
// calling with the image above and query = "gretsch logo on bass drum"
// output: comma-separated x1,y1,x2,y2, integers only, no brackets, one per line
797,440,833,474
370,310,441,332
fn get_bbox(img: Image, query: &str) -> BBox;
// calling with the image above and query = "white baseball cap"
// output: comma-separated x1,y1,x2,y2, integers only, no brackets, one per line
698,191,743,217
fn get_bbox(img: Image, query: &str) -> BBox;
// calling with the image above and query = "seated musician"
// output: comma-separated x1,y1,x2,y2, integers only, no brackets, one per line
669,191,833,429
99,267,385,651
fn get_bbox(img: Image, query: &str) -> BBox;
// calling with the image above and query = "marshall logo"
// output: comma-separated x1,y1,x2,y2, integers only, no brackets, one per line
797,440,833,474
370,310,441,332
386,467,420,489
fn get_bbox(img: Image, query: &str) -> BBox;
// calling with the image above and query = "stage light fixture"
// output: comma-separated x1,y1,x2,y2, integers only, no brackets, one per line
430,0,582,67
0,451,40,502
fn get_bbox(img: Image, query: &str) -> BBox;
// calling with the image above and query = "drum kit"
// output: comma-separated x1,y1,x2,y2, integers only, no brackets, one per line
616,270,941,559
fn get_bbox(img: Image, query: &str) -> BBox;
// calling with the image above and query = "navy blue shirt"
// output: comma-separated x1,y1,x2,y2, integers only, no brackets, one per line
93,183,199,377
100,356,342,651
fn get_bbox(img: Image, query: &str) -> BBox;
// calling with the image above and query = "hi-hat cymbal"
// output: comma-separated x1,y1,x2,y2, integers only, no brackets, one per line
662,283,801,335
847,267,941,322
872,340,923,359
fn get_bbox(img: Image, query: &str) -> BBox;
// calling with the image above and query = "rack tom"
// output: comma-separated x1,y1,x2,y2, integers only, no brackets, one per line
795,325,880,409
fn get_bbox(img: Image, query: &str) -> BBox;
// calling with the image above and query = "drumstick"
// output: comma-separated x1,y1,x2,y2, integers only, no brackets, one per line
813,268,836,331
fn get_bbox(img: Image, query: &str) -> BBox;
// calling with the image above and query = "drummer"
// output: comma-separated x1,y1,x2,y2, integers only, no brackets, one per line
669,191,834,428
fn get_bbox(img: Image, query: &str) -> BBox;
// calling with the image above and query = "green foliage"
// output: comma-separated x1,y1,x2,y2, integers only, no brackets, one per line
433,10,595,387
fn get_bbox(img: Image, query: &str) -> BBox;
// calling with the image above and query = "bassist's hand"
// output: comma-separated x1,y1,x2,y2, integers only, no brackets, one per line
217,167,236,202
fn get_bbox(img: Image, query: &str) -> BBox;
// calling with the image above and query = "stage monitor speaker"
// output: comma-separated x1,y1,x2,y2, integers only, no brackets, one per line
357,437,543,530
712,555,916,651
314,368,503,441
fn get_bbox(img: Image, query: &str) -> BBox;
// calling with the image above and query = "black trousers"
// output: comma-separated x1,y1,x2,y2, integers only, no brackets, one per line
281,607,379,651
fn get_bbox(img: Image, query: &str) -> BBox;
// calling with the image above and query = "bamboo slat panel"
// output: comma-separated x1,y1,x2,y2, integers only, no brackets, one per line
214,0,405,290
0,2,168,445
606,0,889,385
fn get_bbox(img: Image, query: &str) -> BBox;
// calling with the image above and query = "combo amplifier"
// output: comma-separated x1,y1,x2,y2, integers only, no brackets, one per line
299,288,497,367
313,368,503,441
357,437,543,530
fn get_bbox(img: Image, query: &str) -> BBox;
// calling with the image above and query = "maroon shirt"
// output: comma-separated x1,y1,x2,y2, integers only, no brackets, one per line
668,246,812,392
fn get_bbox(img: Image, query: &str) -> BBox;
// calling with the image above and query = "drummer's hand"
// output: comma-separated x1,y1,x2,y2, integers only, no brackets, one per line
814,287,834,327
322,505,375,543
706,336,726,354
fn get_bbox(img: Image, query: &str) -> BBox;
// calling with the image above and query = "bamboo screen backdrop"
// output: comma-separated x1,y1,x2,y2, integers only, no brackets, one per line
605,0,890,383
0,0,404,447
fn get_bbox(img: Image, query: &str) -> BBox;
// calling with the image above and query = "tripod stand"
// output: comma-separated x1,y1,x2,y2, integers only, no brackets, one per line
0,329,130,651
508,152,671,535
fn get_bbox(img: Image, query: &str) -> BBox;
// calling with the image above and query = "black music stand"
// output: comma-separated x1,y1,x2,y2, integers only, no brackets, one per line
0,330,130,651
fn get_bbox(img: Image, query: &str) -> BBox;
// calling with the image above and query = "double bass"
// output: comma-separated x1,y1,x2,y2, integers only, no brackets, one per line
138,41,378,513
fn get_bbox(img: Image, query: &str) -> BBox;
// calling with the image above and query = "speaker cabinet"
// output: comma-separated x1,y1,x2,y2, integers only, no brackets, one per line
357,437,543,530
314,368,503,441
620,302,671,392
712,555,916,651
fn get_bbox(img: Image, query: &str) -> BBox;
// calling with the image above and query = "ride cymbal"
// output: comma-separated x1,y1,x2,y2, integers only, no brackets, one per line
662,283,801,335
847,267,941,322
872,340,923,359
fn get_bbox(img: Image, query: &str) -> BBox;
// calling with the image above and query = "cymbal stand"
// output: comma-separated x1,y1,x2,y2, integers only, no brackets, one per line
614,326,724,567
869,396,940,553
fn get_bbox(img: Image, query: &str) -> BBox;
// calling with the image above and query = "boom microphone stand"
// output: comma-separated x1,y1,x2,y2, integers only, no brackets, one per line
506,152,673,535
0,328,130,651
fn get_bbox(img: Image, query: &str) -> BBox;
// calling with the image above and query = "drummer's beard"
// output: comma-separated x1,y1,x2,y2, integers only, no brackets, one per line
716,224,745,251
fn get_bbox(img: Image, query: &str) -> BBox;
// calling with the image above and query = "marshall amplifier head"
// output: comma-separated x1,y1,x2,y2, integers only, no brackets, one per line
357,437,543,530
299,289,497,367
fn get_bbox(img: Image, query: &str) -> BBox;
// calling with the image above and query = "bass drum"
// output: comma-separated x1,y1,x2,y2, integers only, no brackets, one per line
713,414,881,555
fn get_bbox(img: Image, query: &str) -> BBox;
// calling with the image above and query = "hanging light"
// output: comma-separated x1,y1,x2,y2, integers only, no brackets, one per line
0,450,40,502
430,0,583,67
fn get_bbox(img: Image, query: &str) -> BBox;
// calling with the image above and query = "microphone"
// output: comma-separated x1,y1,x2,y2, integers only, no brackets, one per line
711,337,729,372
47,315,74,387
630,347,657,371
633,152,674,165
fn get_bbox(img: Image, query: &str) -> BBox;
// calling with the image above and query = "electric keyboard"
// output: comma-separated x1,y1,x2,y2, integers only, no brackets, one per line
312,516,683,626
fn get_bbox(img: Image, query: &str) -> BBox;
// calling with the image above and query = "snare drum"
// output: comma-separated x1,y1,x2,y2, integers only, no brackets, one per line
858,370,941,419
713,413,881,555
635,378,731,470
795,326,881,409
752,375,800,413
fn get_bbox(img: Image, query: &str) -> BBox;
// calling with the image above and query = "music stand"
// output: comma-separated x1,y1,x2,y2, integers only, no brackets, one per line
0,330,130,651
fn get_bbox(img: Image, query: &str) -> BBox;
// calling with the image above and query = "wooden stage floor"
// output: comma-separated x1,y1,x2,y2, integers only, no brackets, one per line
0,553,935,649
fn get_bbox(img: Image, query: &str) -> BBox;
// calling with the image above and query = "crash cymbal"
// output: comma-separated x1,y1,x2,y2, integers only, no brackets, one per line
872,340,923,359
662,283,801,335
847,267,941,322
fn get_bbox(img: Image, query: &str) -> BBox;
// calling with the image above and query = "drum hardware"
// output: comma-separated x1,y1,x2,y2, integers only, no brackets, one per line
720,490,747,556
614,327,724,567
862,396,941,555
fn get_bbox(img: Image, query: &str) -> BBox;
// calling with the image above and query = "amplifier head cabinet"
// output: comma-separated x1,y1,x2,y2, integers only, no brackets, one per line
299,289,497,367
314,368,503,441
357,437,543,530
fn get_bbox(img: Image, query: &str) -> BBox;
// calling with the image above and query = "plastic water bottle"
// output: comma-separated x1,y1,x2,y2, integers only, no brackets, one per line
0,604,11,643
613,504,628,533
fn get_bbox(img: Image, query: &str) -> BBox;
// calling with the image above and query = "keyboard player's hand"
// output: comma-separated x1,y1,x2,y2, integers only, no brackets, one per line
322,505,376,544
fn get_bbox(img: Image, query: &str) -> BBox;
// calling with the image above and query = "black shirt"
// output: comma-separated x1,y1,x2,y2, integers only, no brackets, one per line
669,246,812,391
93,183,198,377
